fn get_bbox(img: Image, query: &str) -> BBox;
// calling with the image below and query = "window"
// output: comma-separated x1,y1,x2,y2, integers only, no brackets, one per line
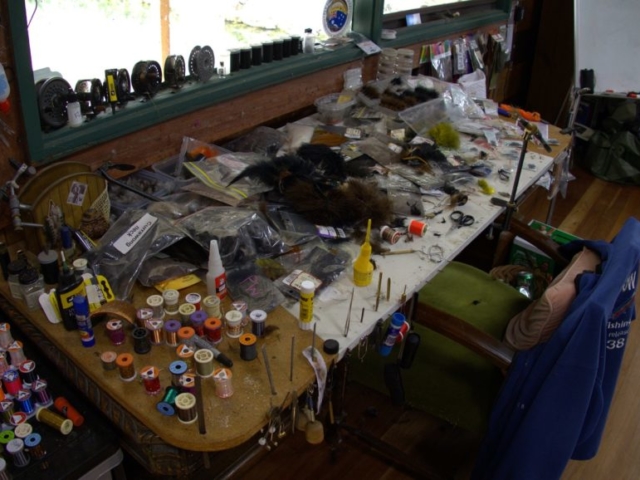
8,1,510,164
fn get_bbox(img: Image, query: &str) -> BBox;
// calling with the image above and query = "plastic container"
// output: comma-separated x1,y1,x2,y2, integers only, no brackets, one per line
314,92,356,125
398,98,449,137
109,169,174,217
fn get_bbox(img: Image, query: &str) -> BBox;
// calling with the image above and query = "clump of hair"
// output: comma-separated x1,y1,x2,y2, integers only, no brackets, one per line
428,122,460,149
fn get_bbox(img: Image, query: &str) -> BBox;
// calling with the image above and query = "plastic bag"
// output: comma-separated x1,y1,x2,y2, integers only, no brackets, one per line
177,206,287,267
85,210,189,300
146,191,222,220
137,253,200,287
226,261,286,313
182,152,274,207
223,126,288,156
173,136,229,179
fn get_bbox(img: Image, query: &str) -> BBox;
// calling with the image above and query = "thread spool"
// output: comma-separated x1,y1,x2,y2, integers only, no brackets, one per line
0,430,14,444
179,303,196,325
169,360,188,387
18,359,38,386
213,368,234,398
136,307,154,328
179,373,196,394
233,301,249,327
31,378,52,405
229,49,240,72
132,327,152,354
14,423,32,439
35,406,73,434
53,396,84,427
380,225,401,244
273,39,283,60
0,353,9,377
249,310,267,338
164,319,181,347
3,369,22,396
176,344,195,370
239,333,257,361
0,400,15,424
156,386,180,416
145,319,165,345
290,35,301,55
24,433,46,460
408,219,428,237
115,353,136,382
239,47,252,69
281,37,291,58
194,349,214,378
105,319,126,346
185,292,201,311
0,458,10,480
8,340,26,366
225,310,244,338
202,295,221,318
177,326,195,345
140,366,162,396
6,438,30,467
100,351,118,371
0,381,4,402
162,289,180,315
0,323,13,349
203,317,222,344
15,390,34,415
174,392,197,424
190,311,207,337
146,294,165,319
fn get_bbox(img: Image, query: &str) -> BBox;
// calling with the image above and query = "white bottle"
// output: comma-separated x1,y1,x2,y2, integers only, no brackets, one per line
66,89,84,127
303,28,315,54
206,239,227,299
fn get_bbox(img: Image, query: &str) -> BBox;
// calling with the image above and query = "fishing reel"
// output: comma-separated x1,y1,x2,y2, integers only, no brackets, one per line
188,45,215,82
35,76,72,130
164,55,186,89
131,60,163,97
75,78,105,117
104,68,133,113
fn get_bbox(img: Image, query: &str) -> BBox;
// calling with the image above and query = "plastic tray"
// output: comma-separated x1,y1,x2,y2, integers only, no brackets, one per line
109,169,175,217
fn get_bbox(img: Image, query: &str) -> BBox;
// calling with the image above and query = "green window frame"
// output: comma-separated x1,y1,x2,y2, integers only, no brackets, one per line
7,0,510,164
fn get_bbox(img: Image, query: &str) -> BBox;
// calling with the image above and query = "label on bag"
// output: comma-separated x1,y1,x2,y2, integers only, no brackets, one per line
114,213,157,254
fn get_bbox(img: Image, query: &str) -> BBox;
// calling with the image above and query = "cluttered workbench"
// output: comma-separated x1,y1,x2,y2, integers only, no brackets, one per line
0,74,570,478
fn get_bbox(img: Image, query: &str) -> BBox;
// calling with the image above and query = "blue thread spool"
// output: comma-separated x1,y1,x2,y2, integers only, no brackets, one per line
169,360,188,387
156,386,180,416
15,389,34,415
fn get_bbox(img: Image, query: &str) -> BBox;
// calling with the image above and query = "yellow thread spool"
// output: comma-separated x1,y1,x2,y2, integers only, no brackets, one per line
35,407,73,435
194,349,214,378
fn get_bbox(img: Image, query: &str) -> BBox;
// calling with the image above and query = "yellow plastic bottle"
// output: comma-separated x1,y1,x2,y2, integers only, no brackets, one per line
353,219,374,287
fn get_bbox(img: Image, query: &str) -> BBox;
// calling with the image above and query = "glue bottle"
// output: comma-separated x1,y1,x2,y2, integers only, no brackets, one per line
298,280,315,331
206,239,226,300
73,294,95,348
353,219,374,287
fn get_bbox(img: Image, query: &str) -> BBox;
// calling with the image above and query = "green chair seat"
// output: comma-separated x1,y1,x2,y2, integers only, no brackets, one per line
350,261,532,433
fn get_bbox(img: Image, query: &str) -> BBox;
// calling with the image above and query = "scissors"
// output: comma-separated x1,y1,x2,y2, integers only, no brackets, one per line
447,210,474,234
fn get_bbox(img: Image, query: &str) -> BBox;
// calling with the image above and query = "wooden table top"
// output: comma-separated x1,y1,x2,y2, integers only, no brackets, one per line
0,280,330,452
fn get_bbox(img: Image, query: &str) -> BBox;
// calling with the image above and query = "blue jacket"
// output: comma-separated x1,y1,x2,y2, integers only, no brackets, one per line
472,217,640,480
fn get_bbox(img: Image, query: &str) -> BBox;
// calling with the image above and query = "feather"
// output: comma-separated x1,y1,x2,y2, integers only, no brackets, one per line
296,143,348,180
226,154,319,192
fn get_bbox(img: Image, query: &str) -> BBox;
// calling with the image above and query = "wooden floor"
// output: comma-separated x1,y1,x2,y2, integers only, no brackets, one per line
123,164,640,479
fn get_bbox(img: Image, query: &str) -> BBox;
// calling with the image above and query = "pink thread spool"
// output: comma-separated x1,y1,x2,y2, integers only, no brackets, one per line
106,320,126,346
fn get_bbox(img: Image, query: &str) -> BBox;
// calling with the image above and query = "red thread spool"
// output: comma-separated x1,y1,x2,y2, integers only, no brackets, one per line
106,320,126,346
140,366,162,396
408,219,427,237
3,369,22,396
204,317,222,344
53,396,84,427
185,292,201,311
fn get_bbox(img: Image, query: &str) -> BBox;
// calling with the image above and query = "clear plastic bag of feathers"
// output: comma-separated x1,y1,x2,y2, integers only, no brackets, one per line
172,136,230,180
137,252,200,288
176,206,287,267
256,239,352,301
226,261,286,313
418,75,486,119
261,204,322,246
85,210,192,301
180,152,275,207
145,191,223,220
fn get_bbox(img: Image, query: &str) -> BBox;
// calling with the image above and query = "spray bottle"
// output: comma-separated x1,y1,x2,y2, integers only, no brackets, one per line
353,219,374,287
206,239,226,299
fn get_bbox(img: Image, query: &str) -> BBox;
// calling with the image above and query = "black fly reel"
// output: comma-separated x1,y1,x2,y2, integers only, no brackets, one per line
75,78,105,115
164,55,186,89
188,45,215,82
35,76,72,129
116,68,133,105
131,60,163,97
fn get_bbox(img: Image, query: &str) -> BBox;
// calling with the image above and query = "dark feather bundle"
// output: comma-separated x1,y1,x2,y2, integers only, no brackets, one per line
296,143,348,180
227,154,320,193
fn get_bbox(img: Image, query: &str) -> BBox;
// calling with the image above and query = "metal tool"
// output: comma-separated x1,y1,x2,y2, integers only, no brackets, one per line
343,288,354,337
447,210,474,234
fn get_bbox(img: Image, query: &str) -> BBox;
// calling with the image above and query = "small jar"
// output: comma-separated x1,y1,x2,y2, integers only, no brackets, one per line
19,268,44,311
7,257,28,300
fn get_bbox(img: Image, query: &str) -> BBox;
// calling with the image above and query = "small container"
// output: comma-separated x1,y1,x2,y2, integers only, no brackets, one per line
225,310,244,338
314,92,356,125
290,36,301,56
303,28,315,54
229,49,241,72
19,268,44,311
273,39,284,60
240,47,252,69
251,44,263,66
281,37,291,58
7,256,28,300
262,41,274,63
298,280,315,331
